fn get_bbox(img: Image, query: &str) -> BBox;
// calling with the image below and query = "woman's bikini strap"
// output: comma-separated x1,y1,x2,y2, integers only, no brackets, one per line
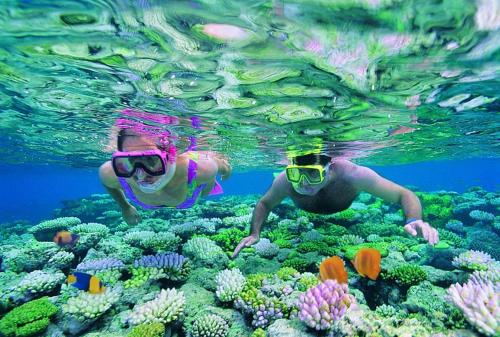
118,177,162,210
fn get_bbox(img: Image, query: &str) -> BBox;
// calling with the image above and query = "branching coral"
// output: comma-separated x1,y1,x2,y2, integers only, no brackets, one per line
77,257,125,271
15,270,65,300
127,288,185,325
70,222,110,236
183,237,228,267
62,287,122,321
382,264,427,287
447,279,499,336
215,268,246,303
452,250,495,271
188,314,229,337
298,279,353,330
252,239,279,258
0,297,58,337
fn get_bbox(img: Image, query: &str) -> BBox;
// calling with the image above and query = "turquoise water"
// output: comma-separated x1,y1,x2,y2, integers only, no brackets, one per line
0,1,499,337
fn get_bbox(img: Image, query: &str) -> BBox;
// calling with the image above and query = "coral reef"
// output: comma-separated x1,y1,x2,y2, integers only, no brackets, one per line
0,187,498,336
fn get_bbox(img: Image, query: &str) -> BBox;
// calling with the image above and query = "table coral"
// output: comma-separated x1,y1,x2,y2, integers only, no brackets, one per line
28,217,81,241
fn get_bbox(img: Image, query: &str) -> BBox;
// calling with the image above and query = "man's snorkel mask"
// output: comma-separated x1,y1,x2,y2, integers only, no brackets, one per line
285,147,332,193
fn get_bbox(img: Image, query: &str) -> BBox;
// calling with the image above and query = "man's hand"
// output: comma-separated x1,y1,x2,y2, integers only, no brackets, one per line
232,234,259,258
122,205,141,226
404,220,439,245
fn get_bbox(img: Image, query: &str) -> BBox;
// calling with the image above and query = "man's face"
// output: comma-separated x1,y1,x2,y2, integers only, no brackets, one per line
289,163,331,196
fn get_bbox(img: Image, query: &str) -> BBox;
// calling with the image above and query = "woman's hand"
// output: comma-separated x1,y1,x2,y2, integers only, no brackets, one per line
232,234,259,258
122,205,141,226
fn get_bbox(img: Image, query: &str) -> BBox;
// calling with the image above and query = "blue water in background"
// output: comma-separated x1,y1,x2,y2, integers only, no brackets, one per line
0,158,498,223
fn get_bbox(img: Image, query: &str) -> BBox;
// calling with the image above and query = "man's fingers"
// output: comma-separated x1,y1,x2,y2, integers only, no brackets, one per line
431,229,439,245
232,239,250,258
233,243,241,258
404,224,417,236
421,226,430,242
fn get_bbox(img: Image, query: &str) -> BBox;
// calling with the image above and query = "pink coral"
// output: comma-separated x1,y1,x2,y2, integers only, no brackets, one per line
298,279,354,330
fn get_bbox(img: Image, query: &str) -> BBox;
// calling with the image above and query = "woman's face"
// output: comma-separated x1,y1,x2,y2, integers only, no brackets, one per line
122,136,163,184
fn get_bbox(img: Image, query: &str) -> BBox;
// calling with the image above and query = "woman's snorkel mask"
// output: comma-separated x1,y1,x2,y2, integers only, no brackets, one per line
111,109,183,193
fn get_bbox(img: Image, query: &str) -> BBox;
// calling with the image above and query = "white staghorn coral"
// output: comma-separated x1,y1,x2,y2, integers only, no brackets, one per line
127,288,185,325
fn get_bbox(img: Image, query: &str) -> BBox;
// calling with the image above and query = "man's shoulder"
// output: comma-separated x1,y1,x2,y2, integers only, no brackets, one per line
332,159,358,173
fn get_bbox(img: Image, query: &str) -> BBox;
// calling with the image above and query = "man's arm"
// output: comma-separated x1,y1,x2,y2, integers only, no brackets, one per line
232,172,289,257
348,165,438,245
350,165,422,220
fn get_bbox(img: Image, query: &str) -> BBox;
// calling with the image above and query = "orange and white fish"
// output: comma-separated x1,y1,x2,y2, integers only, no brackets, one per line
351,248,382,280
319,256,348,284
53,231,79,247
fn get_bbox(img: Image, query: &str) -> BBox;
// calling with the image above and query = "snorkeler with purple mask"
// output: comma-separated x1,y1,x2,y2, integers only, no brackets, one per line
99,109,231,225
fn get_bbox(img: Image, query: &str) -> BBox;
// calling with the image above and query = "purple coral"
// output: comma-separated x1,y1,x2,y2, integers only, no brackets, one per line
298,280,353,331
252,298,285,328
76,258,125,271
133,252,185,271
447,279,499,336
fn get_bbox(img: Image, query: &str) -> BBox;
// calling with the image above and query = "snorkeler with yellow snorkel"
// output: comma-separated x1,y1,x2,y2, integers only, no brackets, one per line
232,146,439,258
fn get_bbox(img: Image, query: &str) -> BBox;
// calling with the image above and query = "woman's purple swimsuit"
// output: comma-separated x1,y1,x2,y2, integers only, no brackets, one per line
118,157,223,210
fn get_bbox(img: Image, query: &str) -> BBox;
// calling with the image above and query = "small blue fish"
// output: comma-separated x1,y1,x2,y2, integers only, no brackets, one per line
0,255,4,272
67,272,105,294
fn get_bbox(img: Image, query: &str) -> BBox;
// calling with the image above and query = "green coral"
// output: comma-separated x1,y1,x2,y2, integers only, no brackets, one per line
251,328,266,337
28,217,81,241
342,242,390,260
211,228,246,251
127,323,165,337
417,193,453,226
246,273,269,289
316,224,349,237
350,222,403,238
265,228,293,242
276,267,299,281
331,209,358,223
382,264,427,287
297,273,320,291
297,241,336,256
0,297,58,337
273,238,292,249
124,267,166,288
282,258,310,272
437,229,466,248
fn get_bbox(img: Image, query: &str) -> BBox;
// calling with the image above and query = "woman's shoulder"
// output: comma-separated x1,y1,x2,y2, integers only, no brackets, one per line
98,161,121,189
